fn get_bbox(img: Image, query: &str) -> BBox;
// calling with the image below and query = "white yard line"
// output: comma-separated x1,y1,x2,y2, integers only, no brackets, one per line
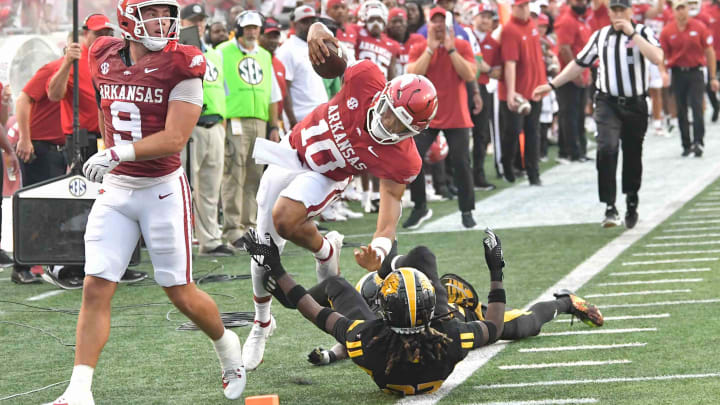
555,313,670,322
596,278,702,286
622,257,718,265
474,373,720,390
688,208,720,212
518,343,647,353
669,219,720,225
26,290,65,301
646,240,720,247
498,360,631,370
467,399,599,405
633,249,720,256
539,328,657,337
693,202,720,206
598,298,720,309
654,233,720,239
584,290,690,298
609,268,710,275
662,225,720,233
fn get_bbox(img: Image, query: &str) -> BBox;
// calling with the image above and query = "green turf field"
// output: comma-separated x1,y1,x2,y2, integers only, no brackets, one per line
2,166,720,404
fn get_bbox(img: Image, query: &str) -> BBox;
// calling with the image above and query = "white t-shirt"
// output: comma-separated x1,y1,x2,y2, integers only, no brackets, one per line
276,35,329,123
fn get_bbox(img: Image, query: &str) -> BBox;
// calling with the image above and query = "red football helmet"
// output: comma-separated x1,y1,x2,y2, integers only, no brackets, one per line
425,133,448,164
117,0,180,51
367,74,438,145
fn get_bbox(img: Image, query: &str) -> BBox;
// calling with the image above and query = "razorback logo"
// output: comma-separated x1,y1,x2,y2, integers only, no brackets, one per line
189,54,205,68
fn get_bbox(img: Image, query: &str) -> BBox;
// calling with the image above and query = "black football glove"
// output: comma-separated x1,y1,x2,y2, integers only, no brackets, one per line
241,229,286,278
483,228,505,282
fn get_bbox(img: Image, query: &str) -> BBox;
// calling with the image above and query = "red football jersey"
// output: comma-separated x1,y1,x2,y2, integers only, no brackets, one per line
394,33,425,77
355,29,401,79
289,60,421,185
89,37,206,178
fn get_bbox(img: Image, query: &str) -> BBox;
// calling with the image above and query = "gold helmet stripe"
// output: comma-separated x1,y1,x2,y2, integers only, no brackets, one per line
399,267,417,327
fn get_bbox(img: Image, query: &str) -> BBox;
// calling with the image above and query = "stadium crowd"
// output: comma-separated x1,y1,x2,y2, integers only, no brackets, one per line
0,0,718,401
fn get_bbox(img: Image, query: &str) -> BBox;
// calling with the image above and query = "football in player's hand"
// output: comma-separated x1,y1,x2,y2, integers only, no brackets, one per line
313,40,347,79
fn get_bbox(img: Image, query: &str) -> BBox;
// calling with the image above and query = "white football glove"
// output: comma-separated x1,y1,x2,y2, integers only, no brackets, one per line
82,144,135,183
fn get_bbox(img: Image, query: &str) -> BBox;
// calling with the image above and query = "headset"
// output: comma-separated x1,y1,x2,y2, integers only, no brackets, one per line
235,10,265,38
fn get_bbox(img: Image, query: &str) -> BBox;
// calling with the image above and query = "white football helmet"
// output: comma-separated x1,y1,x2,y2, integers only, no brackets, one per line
117,0,180,52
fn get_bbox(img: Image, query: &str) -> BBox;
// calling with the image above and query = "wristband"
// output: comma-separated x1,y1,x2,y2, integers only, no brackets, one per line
630,30,637,38
370,237,393,263
487,288,506,304
448,48,457,55
548,81,556,91
425,47,434,56
111,143,136,162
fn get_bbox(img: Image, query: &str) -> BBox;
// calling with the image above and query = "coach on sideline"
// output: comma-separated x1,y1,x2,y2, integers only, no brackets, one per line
533,0,663,229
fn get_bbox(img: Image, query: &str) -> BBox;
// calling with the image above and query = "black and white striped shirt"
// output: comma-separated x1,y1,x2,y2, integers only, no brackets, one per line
576,24,660,97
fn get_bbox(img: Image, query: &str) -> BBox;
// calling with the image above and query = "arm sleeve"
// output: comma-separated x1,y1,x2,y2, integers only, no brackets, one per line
458,321,488,351
331,316,357,344
575,29,600,67
639,25,661,47
169,78,204,106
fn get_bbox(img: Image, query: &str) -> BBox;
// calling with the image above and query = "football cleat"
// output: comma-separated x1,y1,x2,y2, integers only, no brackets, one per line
242,315,277,370
554,289,604,327
46,390,95,405
315,231,344,282
221,365,246,400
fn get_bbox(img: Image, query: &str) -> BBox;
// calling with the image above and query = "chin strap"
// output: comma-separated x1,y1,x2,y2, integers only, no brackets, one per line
163,40,178,52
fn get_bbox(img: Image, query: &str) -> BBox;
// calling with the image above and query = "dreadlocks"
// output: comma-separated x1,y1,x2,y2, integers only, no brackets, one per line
367,324,454,375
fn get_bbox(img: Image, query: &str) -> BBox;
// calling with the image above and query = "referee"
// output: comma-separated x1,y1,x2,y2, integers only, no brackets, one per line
533,0,663,229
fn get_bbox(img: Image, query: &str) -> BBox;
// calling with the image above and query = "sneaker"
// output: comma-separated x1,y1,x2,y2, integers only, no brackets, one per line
319,205,347,222
555,156,571,165
694,143,704,158
625,208,639,229
553,289,604,327
713,107,719,123
46,390,95,405
654,127,668,137
681,148,691,157
120,269,149,283
402,208,433,230
0,250,13,267
242,315,277,370
41,266,84,290
11,266,42,284
601,205,622,228
219,331,246,400
336,202,363,219
529,177,542,186
341,186,362,202
316,231,344,280
199,244,235,257
461,211,476,229
474,177,497,191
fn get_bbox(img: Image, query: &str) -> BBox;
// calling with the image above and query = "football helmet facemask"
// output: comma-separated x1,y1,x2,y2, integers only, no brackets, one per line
117,0,180,51
367,74,438,145
379,267,436,334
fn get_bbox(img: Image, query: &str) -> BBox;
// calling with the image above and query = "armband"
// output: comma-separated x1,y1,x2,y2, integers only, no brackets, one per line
482,320,498,343
287,285,308,307
488,288,506,304
315,307,335,330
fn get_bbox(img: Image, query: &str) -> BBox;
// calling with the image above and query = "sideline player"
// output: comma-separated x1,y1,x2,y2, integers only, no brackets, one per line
242,20,439,370
242,228,508,395
49,1,245,404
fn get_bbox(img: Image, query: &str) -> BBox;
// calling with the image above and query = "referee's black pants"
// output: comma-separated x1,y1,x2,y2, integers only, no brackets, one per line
19,141,67,186
705,60,720,115
499,100,541,182
671,68,705,150
409,128,475,213
471,85,494,183
556,82,587,160
594,95,648,206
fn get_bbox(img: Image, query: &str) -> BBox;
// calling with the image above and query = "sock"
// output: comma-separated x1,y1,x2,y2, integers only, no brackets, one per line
213,329,241,369
67,364,94,393
653,119,662,130
555,296,573,315
313,237,332,262
254,298,272,323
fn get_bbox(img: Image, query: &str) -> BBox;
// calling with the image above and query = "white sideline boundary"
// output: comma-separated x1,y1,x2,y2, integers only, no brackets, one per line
395,158,720,405
26,290,65,301
498,359,631,370
584,289,690,298
474,372,720,390
518,343,646,352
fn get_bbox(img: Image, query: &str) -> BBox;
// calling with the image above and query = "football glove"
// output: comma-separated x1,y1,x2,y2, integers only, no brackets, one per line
483,228,505,281
82,144,135,183
241,229,285,278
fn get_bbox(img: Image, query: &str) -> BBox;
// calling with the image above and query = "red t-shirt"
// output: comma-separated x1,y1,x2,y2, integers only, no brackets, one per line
395,33,425,77
554,9,592,69
48,45,100,135
660,19,713,68
408,38,474,129
632,3,651,24
337,24,358,61
498,17,548,101
22,58,64,144
355,29,401,79
588,4,611,33
698,4,720,55
272,56,287,117
477,33,500,86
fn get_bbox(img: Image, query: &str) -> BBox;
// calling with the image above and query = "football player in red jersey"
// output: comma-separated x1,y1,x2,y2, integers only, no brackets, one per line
242,21,439,371
386,7,426,77
49,2,245,404
355,1,401,79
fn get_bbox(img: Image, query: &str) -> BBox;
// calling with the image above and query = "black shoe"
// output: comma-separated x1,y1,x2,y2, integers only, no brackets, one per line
625,208,639,229
474,178,496,191
41,266,83,289
713,107,719,123
681,148,692,157
0,250,13,267
504,171,516,183
601,205,622,228
120,269,148,284
461,212,476,229
402,208,433,230
11,266,42,284
693,143,704,158
529,177,542,186
199,244,235,257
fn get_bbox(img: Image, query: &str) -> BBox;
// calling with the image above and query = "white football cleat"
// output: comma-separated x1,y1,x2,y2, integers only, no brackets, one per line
221,365,247,400
316,231,344,281
46,390,95,405
242,315,277,370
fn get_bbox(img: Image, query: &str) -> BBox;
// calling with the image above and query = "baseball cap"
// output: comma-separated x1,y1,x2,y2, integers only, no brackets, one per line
672,0,687,8
537,12,549,26
180,3,207,20
237,10,263,28
293,5,317,22
529,1,541,15
263,17,281,34
428,6,447,20
388,7,407,21
513,0,531,6
83,14,112,31
609,0,632,8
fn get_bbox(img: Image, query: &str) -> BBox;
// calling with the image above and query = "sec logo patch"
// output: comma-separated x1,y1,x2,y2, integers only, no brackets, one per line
347,97,359,110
